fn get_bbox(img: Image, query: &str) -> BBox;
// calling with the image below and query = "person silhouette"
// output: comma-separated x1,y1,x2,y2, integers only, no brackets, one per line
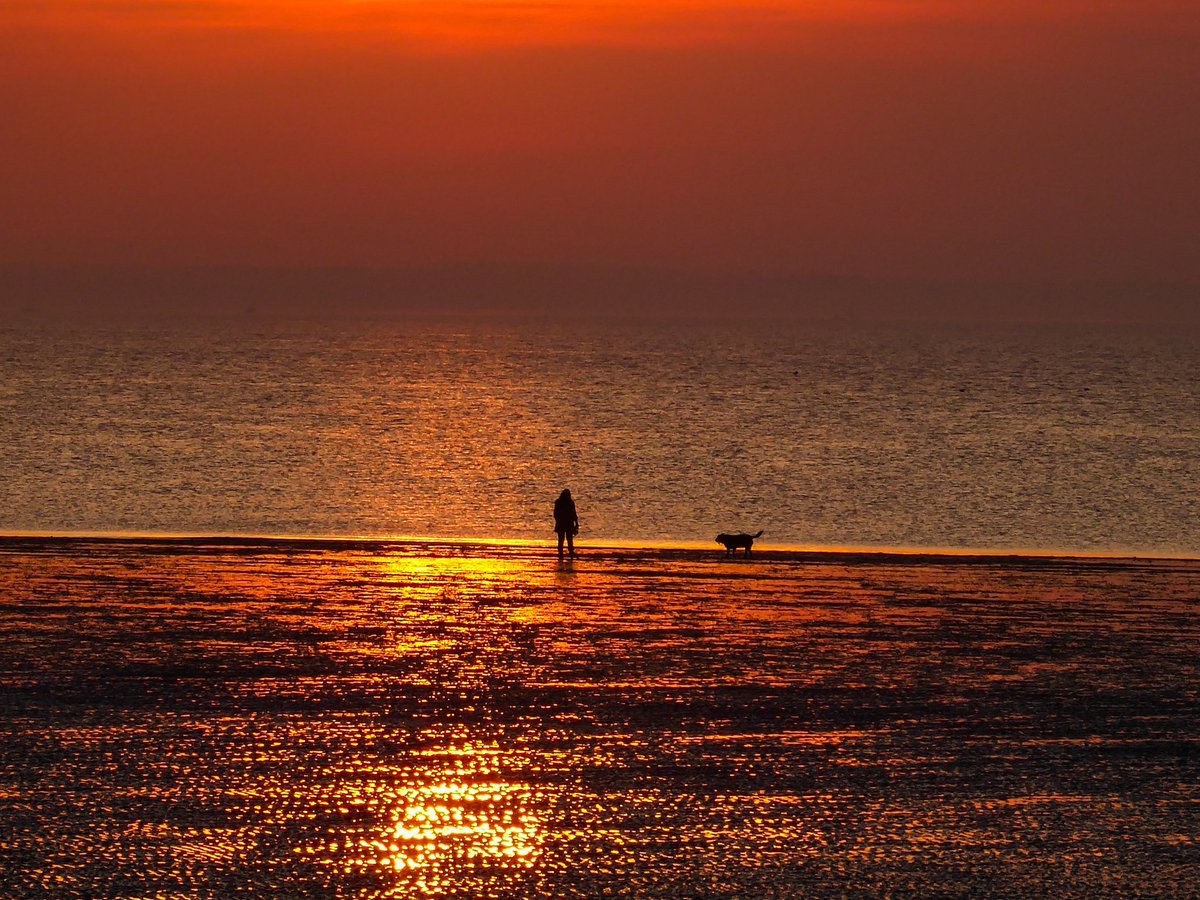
553,489,579,558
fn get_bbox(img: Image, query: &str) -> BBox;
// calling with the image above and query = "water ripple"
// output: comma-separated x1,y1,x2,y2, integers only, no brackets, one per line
1,539,1198,897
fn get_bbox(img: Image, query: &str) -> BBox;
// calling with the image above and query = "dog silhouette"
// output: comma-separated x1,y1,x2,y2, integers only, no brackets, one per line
716,530,763,557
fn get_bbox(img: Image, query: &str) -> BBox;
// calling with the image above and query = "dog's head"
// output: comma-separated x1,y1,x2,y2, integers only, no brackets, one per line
715,533,731,545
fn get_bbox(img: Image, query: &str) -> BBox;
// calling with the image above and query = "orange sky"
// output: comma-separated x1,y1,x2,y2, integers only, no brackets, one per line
2,1,1198,319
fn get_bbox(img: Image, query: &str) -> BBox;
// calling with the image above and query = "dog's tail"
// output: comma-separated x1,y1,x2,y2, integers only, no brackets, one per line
752,530,764,538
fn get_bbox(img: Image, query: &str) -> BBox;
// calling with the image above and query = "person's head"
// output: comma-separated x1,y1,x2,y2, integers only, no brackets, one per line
559,489,571,500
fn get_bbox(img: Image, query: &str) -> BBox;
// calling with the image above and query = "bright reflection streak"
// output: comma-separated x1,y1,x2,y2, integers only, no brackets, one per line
321,743,545,897
376,553,534,583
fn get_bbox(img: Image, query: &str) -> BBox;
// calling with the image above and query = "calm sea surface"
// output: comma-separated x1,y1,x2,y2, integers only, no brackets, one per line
1,540,1198,897
0,317,1196,555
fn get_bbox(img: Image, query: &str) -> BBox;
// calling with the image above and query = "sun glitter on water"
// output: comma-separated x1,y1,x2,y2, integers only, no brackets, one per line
332,743,544,896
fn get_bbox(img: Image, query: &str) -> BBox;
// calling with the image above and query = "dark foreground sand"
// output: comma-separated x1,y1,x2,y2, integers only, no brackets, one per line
1,537,1198,898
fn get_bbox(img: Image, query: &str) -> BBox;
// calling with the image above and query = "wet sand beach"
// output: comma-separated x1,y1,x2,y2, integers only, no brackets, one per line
1,537,1198,897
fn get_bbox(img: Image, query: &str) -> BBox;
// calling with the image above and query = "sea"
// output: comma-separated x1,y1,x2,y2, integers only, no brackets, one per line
1,540,1198,897
0,314,1196,556
2,313,1200,897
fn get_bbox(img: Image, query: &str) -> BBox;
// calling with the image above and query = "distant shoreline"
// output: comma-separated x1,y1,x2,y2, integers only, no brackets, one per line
1,532,1195,568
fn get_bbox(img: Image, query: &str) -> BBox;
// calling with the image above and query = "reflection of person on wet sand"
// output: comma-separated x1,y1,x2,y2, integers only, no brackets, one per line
554,489,579,558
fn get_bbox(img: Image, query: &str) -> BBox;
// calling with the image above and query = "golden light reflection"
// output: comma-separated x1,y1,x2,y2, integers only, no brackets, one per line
321,742,545,897
375,553,532,584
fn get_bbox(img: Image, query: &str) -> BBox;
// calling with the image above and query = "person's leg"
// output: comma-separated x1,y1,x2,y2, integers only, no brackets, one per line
567,532,575,557
557,531,565,557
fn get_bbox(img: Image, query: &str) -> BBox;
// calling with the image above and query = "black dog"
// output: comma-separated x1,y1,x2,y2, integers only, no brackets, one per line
716,530,763,557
